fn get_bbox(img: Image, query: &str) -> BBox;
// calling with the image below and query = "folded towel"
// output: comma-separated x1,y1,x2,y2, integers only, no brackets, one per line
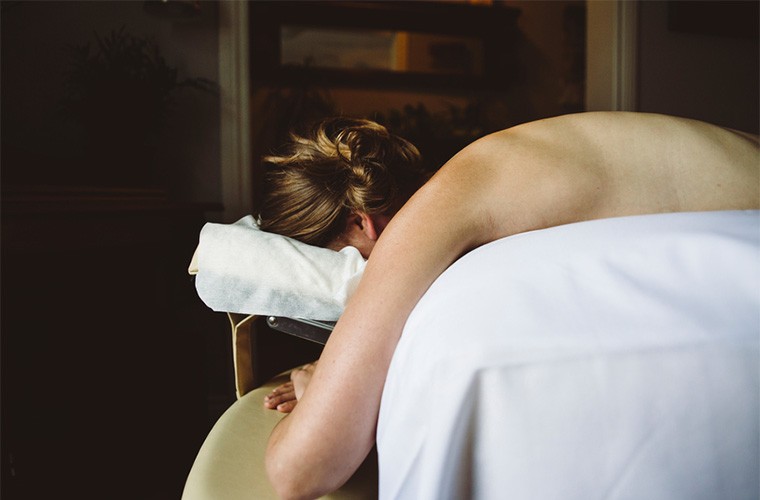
192,216,366,320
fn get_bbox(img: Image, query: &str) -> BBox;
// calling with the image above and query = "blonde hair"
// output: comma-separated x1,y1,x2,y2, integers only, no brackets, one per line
257,117,426,247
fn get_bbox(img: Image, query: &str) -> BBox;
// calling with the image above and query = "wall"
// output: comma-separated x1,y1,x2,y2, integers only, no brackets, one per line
504,0,586,119
0,1,221,202
637,1,758,133
1,4,227,496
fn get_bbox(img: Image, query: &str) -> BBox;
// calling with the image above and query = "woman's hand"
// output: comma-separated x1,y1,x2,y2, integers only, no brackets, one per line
264,381,297,413
263,362,318,413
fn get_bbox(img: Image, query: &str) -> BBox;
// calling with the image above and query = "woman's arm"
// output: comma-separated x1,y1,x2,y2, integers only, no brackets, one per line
265,148,499,498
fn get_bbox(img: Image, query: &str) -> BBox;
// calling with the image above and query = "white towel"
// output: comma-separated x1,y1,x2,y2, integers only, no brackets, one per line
192,216,366,320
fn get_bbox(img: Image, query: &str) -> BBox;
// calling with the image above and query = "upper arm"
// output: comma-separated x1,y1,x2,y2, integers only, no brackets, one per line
265,161,493,498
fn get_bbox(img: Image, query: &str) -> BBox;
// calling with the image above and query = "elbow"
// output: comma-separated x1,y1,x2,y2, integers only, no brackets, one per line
264,405,367,498
266,453,305,500
266,421,311,499
269,479,308,500
266,445,333,500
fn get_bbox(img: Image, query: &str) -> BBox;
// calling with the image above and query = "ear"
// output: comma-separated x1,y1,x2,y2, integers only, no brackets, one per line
337,212,382,258
354,212,379,241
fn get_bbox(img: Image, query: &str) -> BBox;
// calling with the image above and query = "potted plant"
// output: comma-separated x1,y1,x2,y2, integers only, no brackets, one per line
62,27,216,187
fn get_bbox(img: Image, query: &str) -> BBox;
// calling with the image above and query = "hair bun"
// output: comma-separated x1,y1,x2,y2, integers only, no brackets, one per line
258,117,424,247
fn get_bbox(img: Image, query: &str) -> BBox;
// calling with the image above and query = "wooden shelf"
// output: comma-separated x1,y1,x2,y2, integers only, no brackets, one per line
250,0,521,92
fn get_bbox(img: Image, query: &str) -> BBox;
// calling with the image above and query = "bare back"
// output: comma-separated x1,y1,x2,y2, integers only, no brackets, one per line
436,112,759,245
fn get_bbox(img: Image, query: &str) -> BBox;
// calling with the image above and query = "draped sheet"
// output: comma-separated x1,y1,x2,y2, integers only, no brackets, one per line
377,211,760,500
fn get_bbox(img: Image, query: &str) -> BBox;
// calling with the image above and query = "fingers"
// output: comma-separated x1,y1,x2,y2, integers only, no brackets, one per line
275,400,297,413
267,381,294,398
263,381,296,411
264,360,320,412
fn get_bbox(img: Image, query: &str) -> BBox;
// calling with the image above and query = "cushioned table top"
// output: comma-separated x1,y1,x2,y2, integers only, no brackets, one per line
183,374,377,499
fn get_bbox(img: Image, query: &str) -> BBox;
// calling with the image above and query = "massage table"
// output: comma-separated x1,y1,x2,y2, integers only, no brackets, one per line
266,316,334,345
184,210,759,499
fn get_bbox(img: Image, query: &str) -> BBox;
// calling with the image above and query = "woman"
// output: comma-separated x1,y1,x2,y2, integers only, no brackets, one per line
260,112,758,498
259,117,429,413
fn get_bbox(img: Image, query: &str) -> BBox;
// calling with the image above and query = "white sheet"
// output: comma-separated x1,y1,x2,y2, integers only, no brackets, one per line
377,211,759,500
